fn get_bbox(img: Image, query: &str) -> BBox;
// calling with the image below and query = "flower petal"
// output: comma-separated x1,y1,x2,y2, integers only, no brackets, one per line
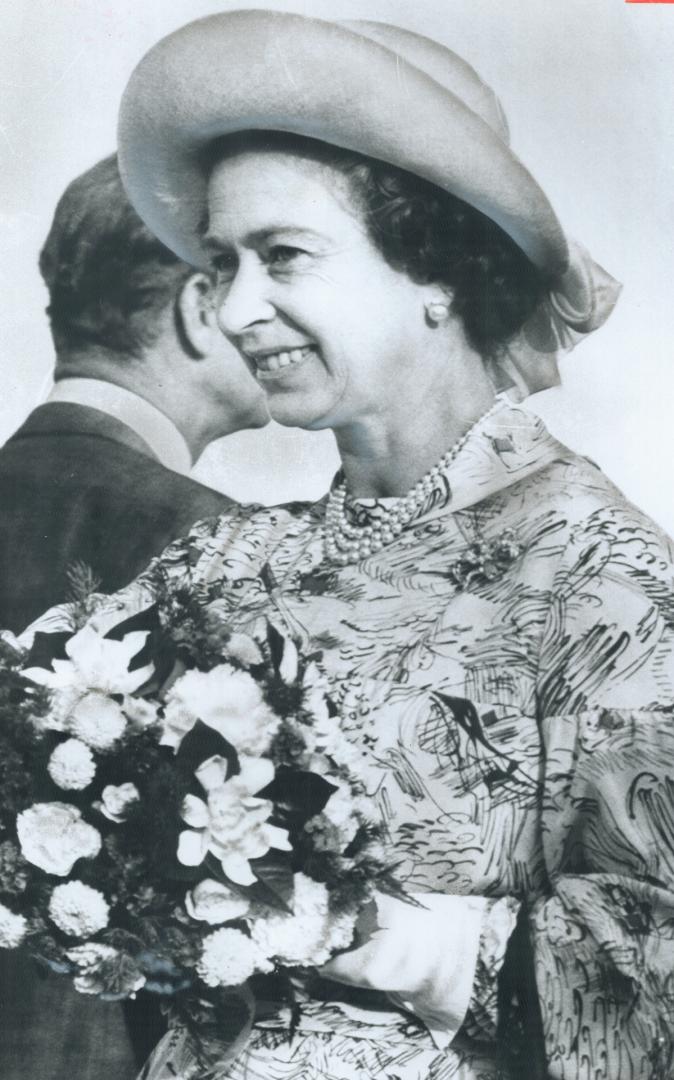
177,829,208,867
181,795,209,829
121,661,154,693
238,756,274,795
115,631,151,665
22,666,67,689
265,824,292,852
195,755,230,795
65,625,104,664
220,852,257,886
279,637,299,684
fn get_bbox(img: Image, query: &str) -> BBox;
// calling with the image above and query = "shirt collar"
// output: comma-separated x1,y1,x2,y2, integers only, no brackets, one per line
47,378,193,475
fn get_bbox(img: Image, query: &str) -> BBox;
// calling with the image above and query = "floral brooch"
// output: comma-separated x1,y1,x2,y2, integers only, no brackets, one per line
447,529,522,590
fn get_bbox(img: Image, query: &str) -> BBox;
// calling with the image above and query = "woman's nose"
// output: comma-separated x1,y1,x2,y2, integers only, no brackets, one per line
216,261,275,337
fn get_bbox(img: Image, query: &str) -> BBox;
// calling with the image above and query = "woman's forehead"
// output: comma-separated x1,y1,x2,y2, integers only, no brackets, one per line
206,149,362,242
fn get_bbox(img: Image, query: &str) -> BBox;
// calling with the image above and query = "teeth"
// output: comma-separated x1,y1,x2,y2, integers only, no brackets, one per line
252,345,314,375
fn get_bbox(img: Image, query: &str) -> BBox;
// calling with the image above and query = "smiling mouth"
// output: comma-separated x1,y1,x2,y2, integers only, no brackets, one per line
246,345,317,378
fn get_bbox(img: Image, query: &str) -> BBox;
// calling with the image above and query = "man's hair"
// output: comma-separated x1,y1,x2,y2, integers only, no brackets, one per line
39,154,194,360
205,131,551,362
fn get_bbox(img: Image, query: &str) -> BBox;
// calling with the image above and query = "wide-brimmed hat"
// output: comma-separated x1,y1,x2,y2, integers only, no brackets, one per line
117,9,620,395
118,10,568,273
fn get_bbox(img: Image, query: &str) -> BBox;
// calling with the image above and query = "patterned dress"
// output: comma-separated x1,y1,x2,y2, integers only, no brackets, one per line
81,401,674,1080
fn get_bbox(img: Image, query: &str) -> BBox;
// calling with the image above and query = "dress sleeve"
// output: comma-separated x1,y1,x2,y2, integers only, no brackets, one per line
530,507,674,1079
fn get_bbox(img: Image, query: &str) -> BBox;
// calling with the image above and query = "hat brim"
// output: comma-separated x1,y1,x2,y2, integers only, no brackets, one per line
118,10,568,275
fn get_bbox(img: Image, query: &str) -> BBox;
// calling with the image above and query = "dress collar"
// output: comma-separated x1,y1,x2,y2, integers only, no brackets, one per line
47,378,193,475
340,399,567,529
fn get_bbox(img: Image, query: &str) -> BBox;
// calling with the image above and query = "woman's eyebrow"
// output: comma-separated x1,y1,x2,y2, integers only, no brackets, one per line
201,226,328,249
249,226,326,243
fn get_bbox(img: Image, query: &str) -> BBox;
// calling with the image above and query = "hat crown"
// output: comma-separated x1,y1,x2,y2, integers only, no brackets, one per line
118,8,568,275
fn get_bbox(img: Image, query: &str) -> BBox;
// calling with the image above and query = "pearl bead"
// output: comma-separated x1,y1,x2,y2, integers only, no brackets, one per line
323,401,500,564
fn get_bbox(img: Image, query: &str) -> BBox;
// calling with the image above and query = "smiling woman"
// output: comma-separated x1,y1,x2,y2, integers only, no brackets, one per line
20,9,674,1080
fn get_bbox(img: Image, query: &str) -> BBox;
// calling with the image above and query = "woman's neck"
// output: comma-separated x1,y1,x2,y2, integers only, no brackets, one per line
334,380,498,499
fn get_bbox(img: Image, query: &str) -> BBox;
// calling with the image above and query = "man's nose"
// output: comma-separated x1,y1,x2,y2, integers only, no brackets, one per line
216,261,275,337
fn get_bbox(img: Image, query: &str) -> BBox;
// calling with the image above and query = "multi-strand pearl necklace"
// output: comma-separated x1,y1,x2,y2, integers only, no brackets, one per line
323,402,500,565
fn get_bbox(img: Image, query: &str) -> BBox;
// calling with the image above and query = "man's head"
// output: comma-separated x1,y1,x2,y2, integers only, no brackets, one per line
39,154,268,460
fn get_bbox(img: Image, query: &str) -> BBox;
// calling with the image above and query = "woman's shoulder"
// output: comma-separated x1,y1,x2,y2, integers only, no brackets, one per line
511,442,672,547
503,447,674,603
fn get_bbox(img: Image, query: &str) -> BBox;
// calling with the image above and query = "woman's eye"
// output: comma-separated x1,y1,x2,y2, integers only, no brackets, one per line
267,245,308,269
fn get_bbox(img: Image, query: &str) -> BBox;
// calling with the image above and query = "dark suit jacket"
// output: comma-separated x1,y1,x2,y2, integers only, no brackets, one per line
0,402,232,1079
0,402,232,634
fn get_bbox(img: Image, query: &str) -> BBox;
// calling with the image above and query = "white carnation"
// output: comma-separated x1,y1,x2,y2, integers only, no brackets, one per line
48,739,96,791
250,873,356,967
67,942,146,996
69,692,127,751
122,697,160,731
31,686,80,734
99,783,140,823
222,633,264,668
321,783,369,846
185,879,250,925
17,803,101,876
162,665,279,755
0,902,27,948
197,928,266,987
49,881,110,937
160,698,196,751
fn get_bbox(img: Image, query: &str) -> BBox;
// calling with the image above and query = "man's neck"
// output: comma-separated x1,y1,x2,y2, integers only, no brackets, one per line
54,347,220,463
47,377,194,473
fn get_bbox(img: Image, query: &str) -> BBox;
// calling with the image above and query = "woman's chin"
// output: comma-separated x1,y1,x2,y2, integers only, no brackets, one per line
267,399,332,431
264,377,339,431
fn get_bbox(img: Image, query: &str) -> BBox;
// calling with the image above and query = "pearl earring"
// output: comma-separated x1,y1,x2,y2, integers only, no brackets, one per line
426,301,450,325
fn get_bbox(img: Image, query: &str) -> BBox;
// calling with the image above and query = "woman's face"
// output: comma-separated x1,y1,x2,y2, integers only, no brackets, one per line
205,150,437,431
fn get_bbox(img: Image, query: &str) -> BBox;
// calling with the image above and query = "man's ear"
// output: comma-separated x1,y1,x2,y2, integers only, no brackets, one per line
176,273,219,357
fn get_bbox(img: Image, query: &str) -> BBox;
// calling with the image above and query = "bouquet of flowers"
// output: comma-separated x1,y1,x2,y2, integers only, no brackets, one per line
0,577,396,1070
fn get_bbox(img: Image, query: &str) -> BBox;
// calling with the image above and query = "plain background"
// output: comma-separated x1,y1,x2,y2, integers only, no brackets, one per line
2,0,674,529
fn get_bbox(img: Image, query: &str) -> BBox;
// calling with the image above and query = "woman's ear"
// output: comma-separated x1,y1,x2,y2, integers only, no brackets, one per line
176,273,219,357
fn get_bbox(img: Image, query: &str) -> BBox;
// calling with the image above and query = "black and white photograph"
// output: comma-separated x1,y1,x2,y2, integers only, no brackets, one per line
1,2,674,1078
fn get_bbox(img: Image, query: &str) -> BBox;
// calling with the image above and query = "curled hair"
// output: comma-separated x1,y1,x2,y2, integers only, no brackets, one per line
40,155,193,361
343,163,551,359
206,131,551,360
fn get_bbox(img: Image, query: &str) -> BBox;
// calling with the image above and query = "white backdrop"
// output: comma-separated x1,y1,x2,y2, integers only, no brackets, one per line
2,0,674,527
